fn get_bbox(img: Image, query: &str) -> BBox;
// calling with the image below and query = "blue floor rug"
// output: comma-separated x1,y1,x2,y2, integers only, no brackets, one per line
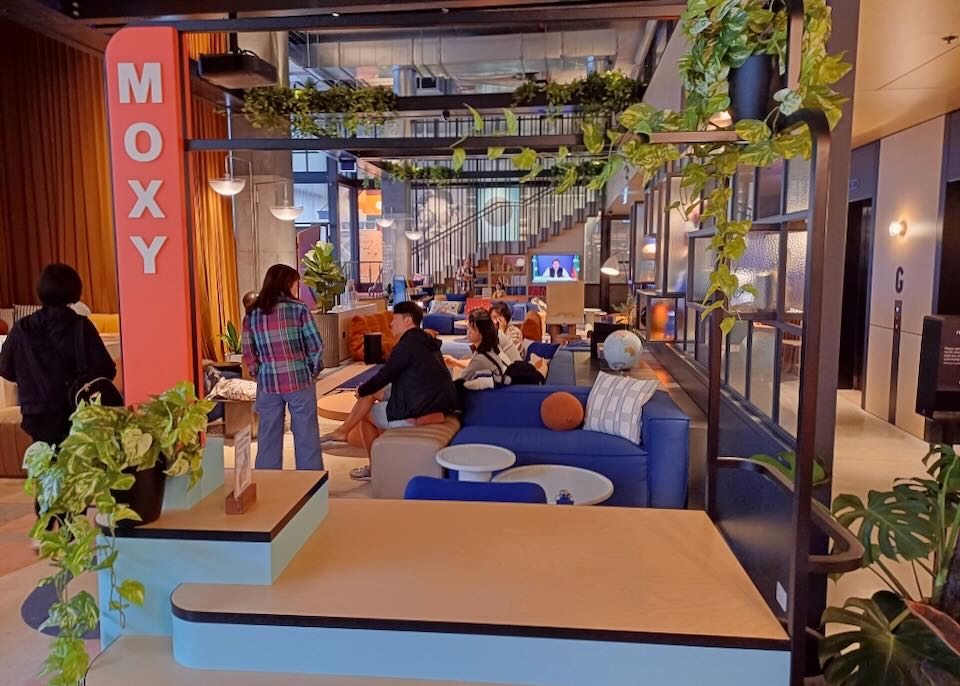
333,364,383,391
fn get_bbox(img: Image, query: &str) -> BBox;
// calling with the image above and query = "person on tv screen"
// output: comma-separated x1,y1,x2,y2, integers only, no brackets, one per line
548,258,567,279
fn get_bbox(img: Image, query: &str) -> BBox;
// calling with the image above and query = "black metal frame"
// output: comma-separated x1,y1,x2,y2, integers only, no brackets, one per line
154,1,845,680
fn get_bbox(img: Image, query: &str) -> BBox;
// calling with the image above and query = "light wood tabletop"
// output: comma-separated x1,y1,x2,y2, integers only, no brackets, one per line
114,470,327,542
316,391,357,420
172,499,787,648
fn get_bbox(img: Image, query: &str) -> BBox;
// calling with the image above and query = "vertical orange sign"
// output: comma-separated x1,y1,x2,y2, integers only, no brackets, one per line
105,27,194,403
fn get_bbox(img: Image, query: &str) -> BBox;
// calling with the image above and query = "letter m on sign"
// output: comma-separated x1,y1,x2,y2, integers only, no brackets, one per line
118,63,163,104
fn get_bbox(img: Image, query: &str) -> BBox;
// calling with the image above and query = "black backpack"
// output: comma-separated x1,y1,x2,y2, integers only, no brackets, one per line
480,352,545,386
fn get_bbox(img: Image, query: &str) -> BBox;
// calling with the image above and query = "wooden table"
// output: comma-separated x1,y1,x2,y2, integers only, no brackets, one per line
316,391,357,420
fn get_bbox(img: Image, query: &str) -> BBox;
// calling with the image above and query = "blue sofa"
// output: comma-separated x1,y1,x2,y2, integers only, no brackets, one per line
451,384,689,508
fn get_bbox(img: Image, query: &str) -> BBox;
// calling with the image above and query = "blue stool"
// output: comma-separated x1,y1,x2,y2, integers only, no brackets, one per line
404,476,546,504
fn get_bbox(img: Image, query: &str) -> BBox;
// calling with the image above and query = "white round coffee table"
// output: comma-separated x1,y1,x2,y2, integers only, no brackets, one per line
435,444,516,482
494,464,614,505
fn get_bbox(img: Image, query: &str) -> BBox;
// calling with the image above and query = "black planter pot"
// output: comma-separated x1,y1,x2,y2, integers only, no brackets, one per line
728,54,781,122
113,462,166,526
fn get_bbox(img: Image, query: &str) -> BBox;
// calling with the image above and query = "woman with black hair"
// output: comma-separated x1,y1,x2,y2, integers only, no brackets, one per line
0,264,118,531
0,264,117,445
444,309,512,384
242,264,324,470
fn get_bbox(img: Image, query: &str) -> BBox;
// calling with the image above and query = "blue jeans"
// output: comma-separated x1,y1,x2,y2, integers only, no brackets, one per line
254,384,323,470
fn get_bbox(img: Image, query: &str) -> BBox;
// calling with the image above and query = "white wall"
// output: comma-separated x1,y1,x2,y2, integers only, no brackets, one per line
864,116,945,437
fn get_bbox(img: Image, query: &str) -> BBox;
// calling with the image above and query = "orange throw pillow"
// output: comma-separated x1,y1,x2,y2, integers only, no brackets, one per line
540,392,584,431
521,311,542,341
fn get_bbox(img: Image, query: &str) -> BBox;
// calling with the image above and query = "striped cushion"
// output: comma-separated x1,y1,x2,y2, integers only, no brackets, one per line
584,373,658,445
13,304,40,322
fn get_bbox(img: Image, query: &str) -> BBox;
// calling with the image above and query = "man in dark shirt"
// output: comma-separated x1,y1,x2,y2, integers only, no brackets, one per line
322,301,457,479
548,259,567,279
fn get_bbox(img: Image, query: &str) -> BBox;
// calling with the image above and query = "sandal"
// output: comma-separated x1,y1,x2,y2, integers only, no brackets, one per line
350,465,371,480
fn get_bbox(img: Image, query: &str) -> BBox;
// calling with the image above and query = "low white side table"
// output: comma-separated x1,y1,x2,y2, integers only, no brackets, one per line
494,464,614,505
435,444,516,482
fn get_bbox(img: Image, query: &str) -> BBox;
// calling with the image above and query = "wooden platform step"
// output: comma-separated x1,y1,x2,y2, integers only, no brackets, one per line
169,499,790,686
86,636,513,685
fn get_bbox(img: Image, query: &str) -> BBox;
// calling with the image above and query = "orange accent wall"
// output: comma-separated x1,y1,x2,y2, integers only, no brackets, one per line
105,27,194,403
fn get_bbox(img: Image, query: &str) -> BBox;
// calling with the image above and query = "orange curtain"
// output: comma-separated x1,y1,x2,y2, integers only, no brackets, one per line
185,32,241,361
0,19,117,312
190,99,240,361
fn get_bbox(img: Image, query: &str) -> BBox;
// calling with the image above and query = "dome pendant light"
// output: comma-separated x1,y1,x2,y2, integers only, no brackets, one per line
269,183,304,221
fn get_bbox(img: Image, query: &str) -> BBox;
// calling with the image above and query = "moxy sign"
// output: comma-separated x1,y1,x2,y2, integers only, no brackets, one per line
106,27,194,403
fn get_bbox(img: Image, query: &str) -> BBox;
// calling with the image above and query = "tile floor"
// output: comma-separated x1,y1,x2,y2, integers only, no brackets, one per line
0,373,935,683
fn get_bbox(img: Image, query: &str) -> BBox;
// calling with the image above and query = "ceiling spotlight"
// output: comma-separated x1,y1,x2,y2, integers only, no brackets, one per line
208,175,246,196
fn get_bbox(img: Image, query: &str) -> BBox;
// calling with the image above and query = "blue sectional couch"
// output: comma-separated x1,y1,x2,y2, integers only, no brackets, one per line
451,384,690,508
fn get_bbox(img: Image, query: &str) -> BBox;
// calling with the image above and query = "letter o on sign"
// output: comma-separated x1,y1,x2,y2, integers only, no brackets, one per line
124,122,163,162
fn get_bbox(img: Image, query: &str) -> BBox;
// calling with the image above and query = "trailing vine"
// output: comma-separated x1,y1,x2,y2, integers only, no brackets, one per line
451,0,849,334
512,71,644,116
243,81,397,136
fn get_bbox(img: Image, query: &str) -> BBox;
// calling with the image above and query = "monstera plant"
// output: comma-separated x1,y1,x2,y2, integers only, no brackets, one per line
821,444,960,684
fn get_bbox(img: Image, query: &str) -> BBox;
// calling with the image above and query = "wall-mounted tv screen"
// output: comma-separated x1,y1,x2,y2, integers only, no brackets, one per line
531,254,581,283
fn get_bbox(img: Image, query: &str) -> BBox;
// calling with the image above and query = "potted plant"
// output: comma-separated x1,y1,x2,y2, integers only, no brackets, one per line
24,381,213,685
220,320,242,363
301,241,346,369
820,443,960,684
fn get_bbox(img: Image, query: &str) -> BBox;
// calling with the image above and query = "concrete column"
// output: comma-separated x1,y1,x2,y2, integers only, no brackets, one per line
231,33,295,302
393,66,416,138
381,177,410,284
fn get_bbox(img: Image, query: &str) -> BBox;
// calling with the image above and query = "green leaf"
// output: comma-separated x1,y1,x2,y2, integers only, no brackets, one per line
581,121,605,155
118,579,145,607
503,108,518,135
557,145,569,161
734,119,771,144
452,147,466,172
510,148,538,171
719,316,735,336
832,488,936,564
487,146,505,161
519,163,542,184
465,104,484,133
748,451,828,485
820,592,960,685
554,166,578,194
774,87,803,116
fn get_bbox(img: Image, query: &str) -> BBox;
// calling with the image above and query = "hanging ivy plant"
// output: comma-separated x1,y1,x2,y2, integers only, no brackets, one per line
243,81,397,136
450,0,850,334
381,162,458,184
512,71,644,116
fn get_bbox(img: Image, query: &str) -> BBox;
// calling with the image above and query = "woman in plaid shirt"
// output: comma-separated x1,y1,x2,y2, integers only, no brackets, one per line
242,264,324,470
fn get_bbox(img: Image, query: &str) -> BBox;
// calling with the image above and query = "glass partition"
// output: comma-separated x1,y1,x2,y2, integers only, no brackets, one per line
756,159,784,218
731,231,780,312
785,157,811,214
785,229,807,315
666,177,696,293
750,323,777,416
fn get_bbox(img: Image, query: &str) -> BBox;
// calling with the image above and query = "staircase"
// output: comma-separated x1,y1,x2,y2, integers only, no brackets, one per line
411,184,599,286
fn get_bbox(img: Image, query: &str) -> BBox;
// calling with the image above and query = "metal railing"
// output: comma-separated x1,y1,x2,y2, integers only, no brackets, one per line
410,183,599,284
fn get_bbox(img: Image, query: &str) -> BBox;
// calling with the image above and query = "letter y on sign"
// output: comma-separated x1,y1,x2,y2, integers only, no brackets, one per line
130,235,168,274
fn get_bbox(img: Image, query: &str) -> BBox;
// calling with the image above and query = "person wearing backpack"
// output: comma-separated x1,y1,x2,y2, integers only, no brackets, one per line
0,264,118,530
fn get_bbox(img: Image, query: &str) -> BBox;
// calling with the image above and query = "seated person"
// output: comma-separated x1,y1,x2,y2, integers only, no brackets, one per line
492,279,507,299
548,258,567,279
322,301,458,480
444,309,513,386
490,302,524,359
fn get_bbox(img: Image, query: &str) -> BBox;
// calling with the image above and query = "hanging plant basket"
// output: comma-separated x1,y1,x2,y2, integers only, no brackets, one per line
113,462,167,527
728,54,782,123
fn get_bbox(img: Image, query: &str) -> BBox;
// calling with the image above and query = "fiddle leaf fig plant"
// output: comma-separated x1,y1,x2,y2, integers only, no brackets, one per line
24,382,213,686
301,241,346,314
821,444,960,684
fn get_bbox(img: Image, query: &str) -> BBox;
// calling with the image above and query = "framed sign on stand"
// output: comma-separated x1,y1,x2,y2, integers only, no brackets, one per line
226,425,257,514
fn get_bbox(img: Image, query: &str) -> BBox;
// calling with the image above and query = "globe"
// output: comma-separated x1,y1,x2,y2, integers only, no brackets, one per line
602,330,644,371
